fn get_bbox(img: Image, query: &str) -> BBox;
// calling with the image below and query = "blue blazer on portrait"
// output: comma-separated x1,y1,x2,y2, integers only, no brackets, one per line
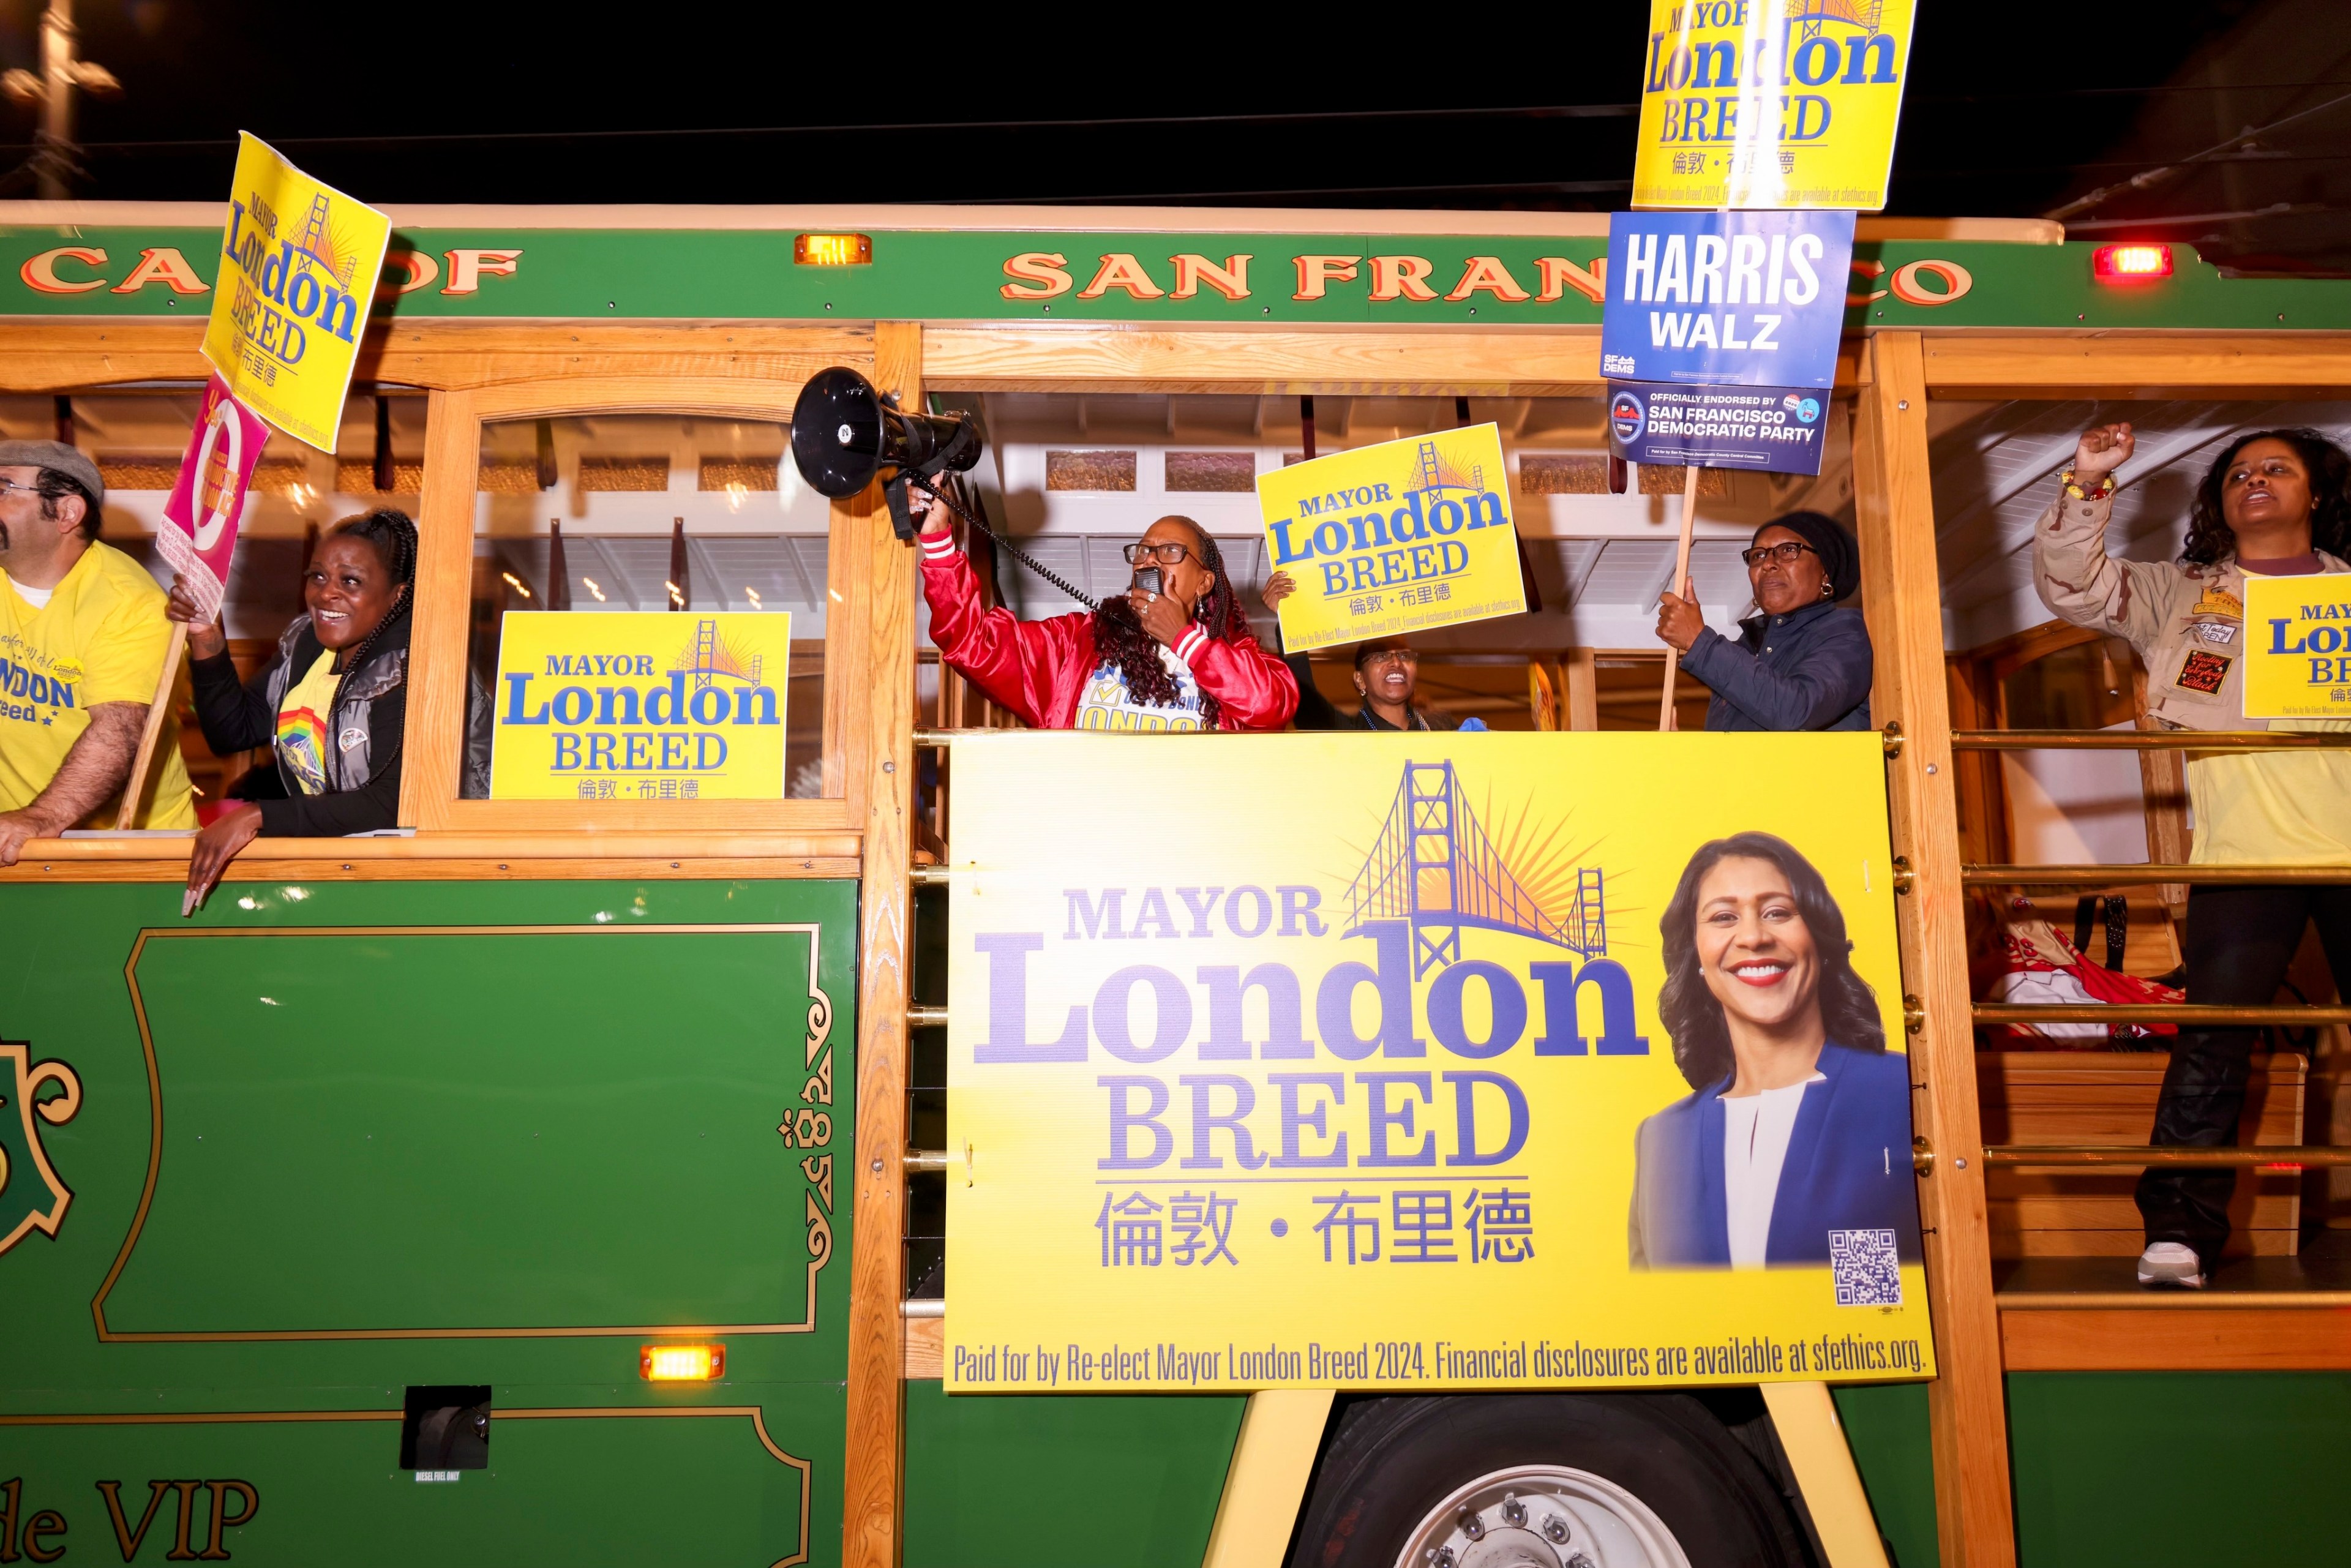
1628,1041,1923,1269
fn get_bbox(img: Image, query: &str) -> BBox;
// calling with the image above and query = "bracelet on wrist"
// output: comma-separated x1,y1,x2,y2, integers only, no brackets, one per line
2058,467,2117,502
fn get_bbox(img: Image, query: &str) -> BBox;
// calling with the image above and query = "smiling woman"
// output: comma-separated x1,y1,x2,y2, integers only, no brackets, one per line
1653,509,1874,731
166,508,493,908
1629,830,1919,1271
2033,421,2351,1288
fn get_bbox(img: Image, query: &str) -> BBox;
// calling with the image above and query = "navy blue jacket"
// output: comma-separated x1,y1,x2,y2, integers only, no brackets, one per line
1682,599,1873,731
1628,1041,1922,1269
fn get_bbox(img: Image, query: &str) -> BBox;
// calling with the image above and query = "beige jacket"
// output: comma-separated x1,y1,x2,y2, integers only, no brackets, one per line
2031,490,2351,731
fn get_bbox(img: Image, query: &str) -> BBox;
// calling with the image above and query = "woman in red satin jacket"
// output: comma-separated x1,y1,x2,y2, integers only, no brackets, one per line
912,494,1298,733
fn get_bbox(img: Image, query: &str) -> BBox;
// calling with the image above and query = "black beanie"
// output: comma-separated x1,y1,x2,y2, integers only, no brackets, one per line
1757,510,1859,602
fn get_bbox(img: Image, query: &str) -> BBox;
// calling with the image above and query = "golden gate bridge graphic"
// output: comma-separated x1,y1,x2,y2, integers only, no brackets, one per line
287,193,359,290
1407,438,1487,502
1343,760,1607,979
672,618,765,691
1788,0,1884,39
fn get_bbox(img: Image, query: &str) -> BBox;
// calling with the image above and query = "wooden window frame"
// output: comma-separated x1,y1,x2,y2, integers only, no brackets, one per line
403,372,878,835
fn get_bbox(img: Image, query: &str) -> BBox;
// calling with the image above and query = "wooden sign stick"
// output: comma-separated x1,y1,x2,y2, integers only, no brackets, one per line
115,621,188,830
1657,464,1702,732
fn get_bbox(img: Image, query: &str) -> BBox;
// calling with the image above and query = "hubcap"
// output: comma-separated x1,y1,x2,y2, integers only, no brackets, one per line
1392,1465,1690,1568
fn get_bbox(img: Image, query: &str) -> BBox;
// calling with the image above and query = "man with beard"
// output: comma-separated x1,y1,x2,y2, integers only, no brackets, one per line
0,440,193,865
909,490,1297,732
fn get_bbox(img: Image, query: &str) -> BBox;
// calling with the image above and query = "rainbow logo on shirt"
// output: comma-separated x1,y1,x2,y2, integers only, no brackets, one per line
276,702,329,795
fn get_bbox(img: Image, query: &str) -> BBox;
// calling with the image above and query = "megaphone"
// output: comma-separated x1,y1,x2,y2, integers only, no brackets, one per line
791,366,981,541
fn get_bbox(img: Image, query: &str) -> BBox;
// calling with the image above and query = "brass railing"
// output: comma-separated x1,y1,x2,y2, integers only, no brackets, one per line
1952,729,2351,751
1982,1146,2351,1168
1965,863,2351,886
1974,1002,2351,1025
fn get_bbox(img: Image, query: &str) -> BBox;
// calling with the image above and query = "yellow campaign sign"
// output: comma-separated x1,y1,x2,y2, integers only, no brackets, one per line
1632,0,1918,212
947,732,1934,1392
201,132,391,452
489,611,792,800
2242,574,2351,720
1258,424,1526,654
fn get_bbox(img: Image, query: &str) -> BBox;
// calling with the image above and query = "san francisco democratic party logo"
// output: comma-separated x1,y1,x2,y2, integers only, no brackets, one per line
1608,389,1647,445
1784,394,1822,425
1,1043,83,1258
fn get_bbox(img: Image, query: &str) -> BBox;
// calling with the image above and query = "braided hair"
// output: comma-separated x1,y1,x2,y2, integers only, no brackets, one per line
322,507,418,678
2182,428,2351,568
1088,519,1250,730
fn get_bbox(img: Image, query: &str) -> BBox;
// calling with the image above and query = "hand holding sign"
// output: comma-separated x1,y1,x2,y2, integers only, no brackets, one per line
1655,577,1704,654
116,373,272,831
1257,425,1526,653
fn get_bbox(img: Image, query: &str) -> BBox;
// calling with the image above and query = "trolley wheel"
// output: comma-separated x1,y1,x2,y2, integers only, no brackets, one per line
1291,1393,1814,1568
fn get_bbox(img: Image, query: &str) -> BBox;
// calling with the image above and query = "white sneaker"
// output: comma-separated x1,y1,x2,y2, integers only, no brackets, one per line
2137,1242,2205,1289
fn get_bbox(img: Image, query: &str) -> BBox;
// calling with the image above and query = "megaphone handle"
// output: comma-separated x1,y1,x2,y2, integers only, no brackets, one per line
906,473,1100,611
883,476,917,542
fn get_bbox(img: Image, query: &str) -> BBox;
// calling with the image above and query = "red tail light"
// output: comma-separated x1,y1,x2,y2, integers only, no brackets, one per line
2092,244,2172,282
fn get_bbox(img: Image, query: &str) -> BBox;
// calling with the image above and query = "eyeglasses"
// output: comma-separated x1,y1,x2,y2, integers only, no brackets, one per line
1122,541,1194,566
1740,541,1818,568
1360,648,1419,669
0,479,39,498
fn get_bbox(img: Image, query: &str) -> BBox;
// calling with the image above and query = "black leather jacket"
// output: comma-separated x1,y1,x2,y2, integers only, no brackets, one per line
189,610,492,836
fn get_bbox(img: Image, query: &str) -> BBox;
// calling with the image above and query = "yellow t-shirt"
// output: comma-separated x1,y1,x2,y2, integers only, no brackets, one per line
2186,562,2351,866
274,649,338,796
2188,744,2351,866
0,541,195,829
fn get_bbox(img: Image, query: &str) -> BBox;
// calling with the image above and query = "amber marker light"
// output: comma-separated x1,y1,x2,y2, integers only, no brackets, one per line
2092,244,2173,283
794,233,872,266
641,1344,726,1381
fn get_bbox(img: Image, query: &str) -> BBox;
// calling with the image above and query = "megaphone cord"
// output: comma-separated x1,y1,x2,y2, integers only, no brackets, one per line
906,473,1100,610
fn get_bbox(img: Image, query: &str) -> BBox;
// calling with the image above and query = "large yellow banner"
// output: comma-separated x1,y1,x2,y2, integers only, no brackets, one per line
489,611,792,799
2241,574,2351,721
947,732,1933,1392
1258,425,1526,653
201,133,392,452
1632,0,1918,211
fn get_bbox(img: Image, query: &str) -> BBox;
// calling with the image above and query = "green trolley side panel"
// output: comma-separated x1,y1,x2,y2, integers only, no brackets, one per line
902,1382,1245,1568
0,878,854,1567
1837,1373,2351,1568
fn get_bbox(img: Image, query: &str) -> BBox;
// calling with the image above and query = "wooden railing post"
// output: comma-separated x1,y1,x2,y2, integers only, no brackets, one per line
1852,331,2017,1568
843,321,922,1568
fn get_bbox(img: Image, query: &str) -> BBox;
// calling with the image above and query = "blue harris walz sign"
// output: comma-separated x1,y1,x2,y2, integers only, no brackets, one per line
1599,210,1856,389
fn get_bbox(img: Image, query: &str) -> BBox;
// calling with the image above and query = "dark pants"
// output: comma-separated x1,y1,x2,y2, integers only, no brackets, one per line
2136,884,2351,1264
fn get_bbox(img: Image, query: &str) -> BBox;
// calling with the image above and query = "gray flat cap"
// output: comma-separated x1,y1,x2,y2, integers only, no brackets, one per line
0,439,103,513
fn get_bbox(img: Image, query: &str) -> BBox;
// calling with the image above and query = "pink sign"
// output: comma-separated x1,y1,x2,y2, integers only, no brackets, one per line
159,373,271,621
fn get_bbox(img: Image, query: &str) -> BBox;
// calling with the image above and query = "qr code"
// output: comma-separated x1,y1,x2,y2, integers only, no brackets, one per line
1829,1229,1902,1307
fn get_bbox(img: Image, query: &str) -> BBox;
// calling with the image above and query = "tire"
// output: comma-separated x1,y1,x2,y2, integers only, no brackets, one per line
1289,1393,1814,1568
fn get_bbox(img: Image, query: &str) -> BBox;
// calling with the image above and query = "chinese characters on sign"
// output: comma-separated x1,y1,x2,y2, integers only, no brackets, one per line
1256,425,1526,653
948,733,1935,1391
2240,575,2351,719
489,611,792,800
1631,0,1918,212
200,133,392,452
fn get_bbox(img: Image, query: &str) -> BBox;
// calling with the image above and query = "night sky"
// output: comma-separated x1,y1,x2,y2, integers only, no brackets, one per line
0,1,2284,227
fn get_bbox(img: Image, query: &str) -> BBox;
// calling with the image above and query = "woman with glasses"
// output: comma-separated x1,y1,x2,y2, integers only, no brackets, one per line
1653,511,1873,731
909,494,1296,732
2036,422,2351,1289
